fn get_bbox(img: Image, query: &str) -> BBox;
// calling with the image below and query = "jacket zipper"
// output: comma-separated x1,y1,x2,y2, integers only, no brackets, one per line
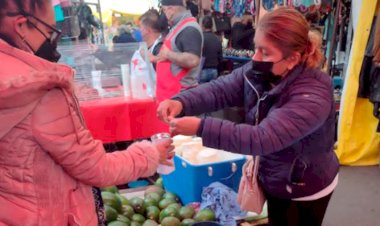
244,75,267,126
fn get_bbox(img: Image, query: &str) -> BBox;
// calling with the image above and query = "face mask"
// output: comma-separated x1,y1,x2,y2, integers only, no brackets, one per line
34,39,61,62
251,59,284,84
7,11,62,62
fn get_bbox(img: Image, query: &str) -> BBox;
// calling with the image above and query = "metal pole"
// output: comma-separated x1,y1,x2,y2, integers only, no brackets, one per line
255,0,261,26
97,0,104,44
343,5,353,80
327,0,342,75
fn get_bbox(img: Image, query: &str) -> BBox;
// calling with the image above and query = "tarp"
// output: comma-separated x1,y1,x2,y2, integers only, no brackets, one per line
92,0,158,27
336,0,380,166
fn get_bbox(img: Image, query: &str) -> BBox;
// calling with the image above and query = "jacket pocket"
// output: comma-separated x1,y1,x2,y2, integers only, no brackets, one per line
288,157,308,186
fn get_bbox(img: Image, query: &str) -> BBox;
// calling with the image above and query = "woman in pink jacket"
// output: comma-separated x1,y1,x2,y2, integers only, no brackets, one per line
0,1,174,225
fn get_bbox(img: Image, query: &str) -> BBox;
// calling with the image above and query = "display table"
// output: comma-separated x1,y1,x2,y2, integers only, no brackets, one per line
79,96,168,143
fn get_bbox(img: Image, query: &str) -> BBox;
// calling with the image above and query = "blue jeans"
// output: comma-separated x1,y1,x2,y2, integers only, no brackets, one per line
199,68,218,84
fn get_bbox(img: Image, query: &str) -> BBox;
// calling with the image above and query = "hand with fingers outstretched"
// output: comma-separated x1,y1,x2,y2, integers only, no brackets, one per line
157,99,183,124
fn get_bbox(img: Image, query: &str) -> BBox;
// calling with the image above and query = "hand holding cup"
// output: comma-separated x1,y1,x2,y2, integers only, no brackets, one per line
151,133,175,167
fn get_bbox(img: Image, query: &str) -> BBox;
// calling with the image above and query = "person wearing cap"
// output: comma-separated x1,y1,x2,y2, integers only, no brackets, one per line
153,0,203,103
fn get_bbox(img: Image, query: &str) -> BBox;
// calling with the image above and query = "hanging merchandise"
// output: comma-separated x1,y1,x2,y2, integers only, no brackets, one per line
245,0,253,15
370,66,380,132
303,0,316,7
233,0,246,17
214,0,220,12
292,0,302,7
262,0,275,11
369,8,380,131
213,12,232,32
248,0,255,15
226,0,233,15
214,0,226,13
357,19,376,98
322,0,333,6
221,0,226,13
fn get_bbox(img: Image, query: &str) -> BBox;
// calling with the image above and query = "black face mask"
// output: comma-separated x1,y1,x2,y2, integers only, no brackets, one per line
34,39,61,62
251,60,283,84
6,11,62,62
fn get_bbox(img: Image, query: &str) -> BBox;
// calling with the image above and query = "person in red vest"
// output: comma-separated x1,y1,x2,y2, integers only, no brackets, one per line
153,0,203,103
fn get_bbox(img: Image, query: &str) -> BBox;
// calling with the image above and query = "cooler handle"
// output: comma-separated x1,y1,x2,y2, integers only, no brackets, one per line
207,162,238,178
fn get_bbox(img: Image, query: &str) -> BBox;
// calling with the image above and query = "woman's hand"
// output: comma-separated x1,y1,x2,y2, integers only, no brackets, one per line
169,117,201,136
157,100,183,124
152,138,175,166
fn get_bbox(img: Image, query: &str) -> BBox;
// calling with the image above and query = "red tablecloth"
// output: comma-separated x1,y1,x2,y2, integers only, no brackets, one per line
79,97,168,143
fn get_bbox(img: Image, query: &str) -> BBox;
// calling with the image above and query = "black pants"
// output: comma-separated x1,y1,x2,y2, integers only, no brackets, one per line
265,191,333,226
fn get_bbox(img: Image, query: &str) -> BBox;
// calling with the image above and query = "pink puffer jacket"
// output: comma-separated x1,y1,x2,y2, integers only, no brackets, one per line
0,40,160,226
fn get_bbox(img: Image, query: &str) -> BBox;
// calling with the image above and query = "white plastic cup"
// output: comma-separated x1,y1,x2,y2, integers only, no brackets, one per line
91,70,104,97
120,64,131,97
91,70,102,90
151,133,175,175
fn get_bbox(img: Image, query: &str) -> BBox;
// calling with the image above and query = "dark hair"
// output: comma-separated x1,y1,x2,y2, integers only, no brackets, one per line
257,7,323,68
140,9,168,34
0,0,47,22
305,10,321,25
202,15,213,30
140,9,160,32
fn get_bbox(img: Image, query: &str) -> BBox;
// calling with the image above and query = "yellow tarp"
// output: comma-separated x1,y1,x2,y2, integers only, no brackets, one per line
93,9,142,27
336,0,380,166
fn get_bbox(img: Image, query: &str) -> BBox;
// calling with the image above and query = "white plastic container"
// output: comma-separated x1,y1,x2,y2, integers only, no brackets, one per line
196,148,220,164
180,141,203,164
172,135,194,148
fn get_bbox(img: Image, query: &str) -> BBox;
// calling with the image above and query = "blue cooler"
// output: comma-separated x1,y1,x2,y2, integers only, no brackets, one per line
162,152,246,205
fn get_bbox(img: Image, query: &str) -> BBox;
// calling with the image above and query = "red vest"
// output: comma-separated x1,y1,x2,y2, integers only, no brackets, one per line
156,17,197,103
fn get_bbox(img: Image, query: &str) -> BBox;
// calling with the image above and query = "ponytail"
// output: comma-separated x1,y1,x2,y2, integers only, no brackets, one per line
304,29,324,69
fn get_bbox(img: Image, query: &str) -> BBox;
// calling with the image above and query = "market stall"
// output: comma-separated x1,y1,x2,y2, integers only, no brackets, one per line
51,1,380,226
58,42,166,144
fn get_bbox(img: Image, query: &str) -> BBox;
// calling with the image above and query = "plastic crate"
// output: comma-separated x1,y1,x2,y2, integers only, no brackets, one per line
162,151,246,205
